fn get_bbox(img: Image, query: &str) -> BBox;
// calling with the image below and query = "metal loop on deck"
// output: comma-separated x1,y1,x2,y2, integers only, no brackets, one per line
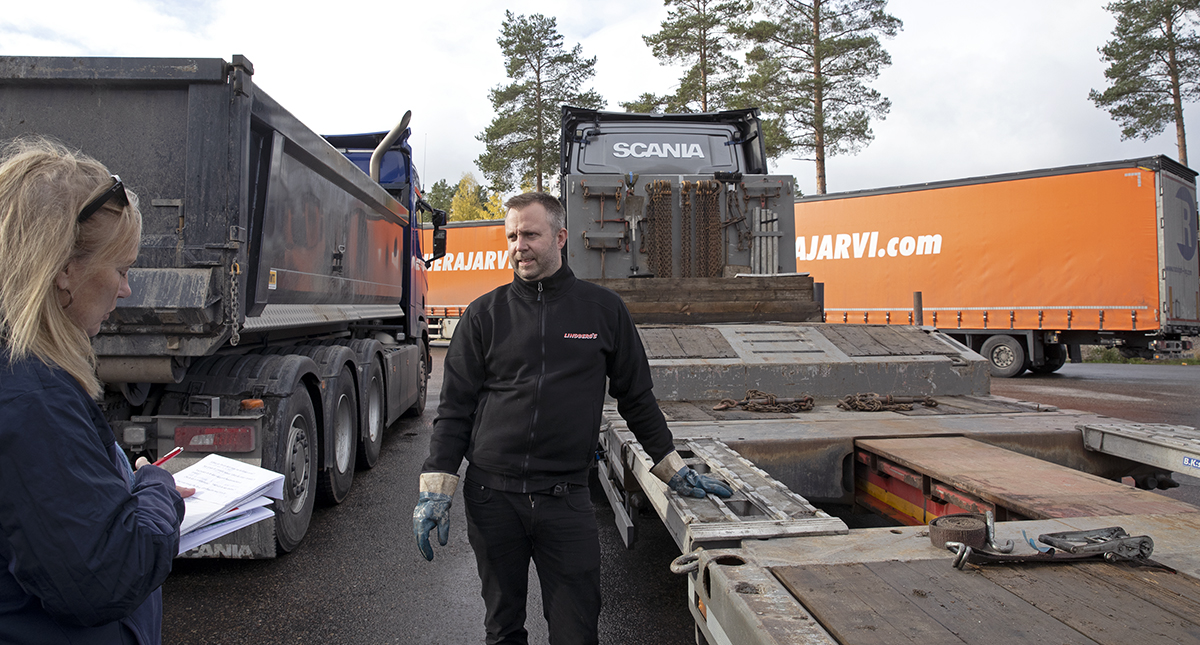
670,549,703,575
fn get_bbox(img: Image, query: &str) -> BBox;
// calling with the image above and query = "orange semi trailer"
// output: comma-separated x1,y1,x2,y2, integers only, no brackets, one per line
420,219,510,339
794,156,1200,376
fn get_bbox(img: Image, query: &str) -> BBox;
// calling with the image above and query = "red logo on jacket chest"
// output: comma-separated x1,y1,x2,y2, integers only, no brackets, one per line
563,333,598,340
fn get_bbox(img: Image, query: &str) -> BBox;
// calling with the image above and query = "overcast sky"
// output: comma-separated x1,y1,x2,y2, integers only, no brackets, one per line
2,0,1193,196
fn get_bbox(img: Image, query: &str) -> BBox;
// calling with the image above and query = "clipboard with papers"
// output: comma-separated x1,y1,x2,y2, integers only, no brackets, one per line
171,454,285,555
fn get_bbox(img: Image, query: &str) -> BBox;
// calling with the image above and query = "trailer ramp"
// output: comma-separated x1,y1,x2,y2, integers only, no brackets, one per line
598,420,847,552
1080,422,1200,480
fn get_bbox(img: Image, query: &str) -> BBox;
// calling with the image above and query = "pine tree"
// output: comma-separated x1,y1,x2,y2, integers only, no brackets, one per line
733,0,901,193
622,0,752,113
1090,0,1200,166
477,11,605,193
424,179,454,220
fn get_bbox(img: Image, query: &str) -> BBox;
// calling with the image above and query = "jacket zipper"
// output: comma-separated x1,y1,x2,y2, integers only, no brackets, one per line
521,281,546,492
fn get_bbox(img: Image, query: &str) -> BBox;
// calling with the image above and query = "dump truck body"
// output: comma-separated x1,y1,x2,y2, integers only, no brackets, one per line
0,55,434,556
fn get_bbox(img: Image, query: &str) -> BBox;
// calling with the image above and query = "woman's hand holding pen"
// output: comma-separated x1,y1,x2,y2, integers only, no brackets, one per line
135,450,196,498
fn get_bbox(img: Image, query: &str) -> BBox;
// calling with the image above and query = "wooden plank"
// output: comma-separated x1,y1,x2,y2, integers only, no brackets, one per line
594,276,814,292
861,325,927,356
1074,561,1200,623
672,327,737,359
611,289,815,304
823,324,892,356
857,437,1200,519
638,327,686,359
774,563,959,645
623,303,823,324
869,560,1100,645
982,562,1200,644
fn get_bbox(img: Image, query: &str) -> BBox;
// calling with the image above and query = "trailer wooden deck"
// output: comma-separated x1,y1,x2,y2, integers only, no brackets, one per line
856,436,1198,523
774,556,1200,644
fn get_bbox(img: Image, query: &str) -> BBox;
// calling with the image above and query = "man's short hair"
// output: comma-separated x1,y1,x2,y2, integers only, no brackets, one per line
504,192,565,232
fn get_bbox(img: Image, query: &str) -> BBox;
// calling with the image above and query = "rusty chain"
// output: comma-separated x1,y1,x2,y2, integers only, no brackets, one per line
680,180,692,278
645,180,673,278
837,393,938,412
714,389,815,413
696,180,722,277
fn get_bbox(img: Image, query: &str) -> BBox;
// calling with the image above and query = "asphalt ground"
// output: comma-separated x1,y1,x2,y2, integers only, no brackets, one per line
161,356,1200,644
162,346,694,644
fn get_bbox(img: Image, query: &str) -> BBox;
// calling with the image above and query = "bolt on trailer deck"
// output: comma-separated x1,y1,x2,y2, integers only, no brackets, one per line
0,55,447,557
793,156,1200,377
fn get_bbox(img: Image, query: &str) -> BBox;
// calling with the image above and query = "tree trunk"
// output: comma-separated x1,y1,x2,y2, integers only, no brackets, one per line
1166,16,1189,166
812,0,827,194
700,4,709,112
536,61,544,193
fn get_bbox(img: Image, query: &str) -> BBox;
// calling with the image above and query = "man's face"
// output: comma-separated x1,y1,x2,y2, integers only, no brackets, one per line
506,202,567,282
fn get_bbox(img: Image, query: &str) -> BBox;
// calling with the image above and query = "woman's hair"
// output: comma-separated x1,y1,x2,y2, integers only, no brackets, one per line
0,136,141,397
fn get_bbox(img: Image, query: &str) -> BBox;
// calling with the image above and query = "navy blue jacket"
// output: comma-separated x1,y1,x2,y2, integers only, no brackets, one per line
424,264,675,493
0,349,184,644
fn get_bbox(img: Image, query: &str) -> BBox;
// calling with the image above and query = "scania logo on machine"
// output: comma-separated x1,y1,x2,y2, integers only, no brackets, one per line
612,142,706,159
564,333,598,340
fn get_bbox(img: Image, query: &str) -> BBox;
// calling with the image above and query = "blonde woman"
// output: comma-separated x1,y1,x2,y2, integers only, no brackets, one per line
0,137,186,645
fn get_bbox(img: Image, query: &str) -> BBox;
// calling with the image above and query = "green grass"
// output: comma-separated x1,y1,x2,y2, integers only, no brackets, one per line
1083,347,1196,365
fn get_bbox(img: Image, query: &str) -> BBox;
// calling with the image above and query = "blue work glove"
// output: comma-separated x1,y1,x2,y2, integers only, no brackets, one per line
413,491,453,561
667,467,733,499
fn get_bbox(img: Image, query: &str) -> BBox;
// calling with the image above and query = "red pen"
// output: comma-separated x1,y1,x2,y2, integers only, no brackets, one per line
152,447,184,467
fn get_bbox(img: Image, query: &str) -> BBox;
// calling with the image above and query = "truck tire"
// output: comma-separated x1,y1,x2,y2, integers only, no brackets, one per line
275,384,318,553
1030,343,1067,374
980,335,1026,378
403,344,428,418
318,366,358,504
356,358,385,470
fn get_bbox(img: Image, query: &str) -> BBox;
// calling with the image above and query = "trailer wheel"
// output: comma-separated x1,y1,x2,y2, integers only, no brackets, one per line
1030,343,1067,374
318,366,358,504
356,358,385,469
980,335,1026,378
403,344,428,417
275,384,318,553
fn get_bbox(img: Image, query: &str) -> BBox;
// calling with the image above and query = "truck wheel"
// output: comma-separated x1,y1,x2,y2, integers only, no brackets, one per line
318,366,358,504
980,335,1026,378
403,345,428,417
356,358,385,469
275,385,318,553
1030,343,1067,374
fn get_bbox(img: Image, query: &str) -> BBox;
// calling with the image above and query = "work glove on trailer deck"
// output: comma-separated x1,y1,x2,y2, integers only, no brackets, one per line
652,451,733,499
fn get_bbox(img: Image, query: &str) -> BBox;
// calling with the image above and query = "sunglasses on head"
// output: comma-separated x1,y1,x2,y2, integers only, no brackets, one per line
78,175,129,223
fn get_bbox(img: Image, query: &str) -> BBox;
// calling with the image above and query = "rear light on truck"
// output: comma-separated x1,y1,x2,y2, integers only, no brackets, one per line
174,425,255,452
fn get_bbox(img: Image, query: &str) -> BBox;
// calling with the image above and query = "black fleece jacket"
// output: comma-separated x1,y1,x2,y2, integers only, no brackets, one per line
423,264,675,493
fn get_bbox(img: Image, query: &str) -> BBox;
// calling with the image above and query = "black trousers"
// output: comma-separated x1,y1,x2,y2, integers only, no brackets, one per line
463,481,601,645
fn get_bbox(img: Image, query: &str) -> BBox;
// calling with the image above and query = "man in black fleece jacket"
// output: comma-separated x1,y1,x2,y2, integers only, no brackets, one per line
413,192,731,645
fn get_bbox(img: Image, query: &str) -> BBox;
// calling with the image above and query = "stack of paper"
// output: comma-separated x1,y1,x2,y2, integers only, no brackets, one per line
171,454,285,555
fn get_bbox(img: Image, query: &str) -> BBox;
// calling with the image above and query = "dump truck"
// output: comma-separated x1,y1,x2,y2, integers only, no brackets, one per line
0,55,447,557
793,156,1200,376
